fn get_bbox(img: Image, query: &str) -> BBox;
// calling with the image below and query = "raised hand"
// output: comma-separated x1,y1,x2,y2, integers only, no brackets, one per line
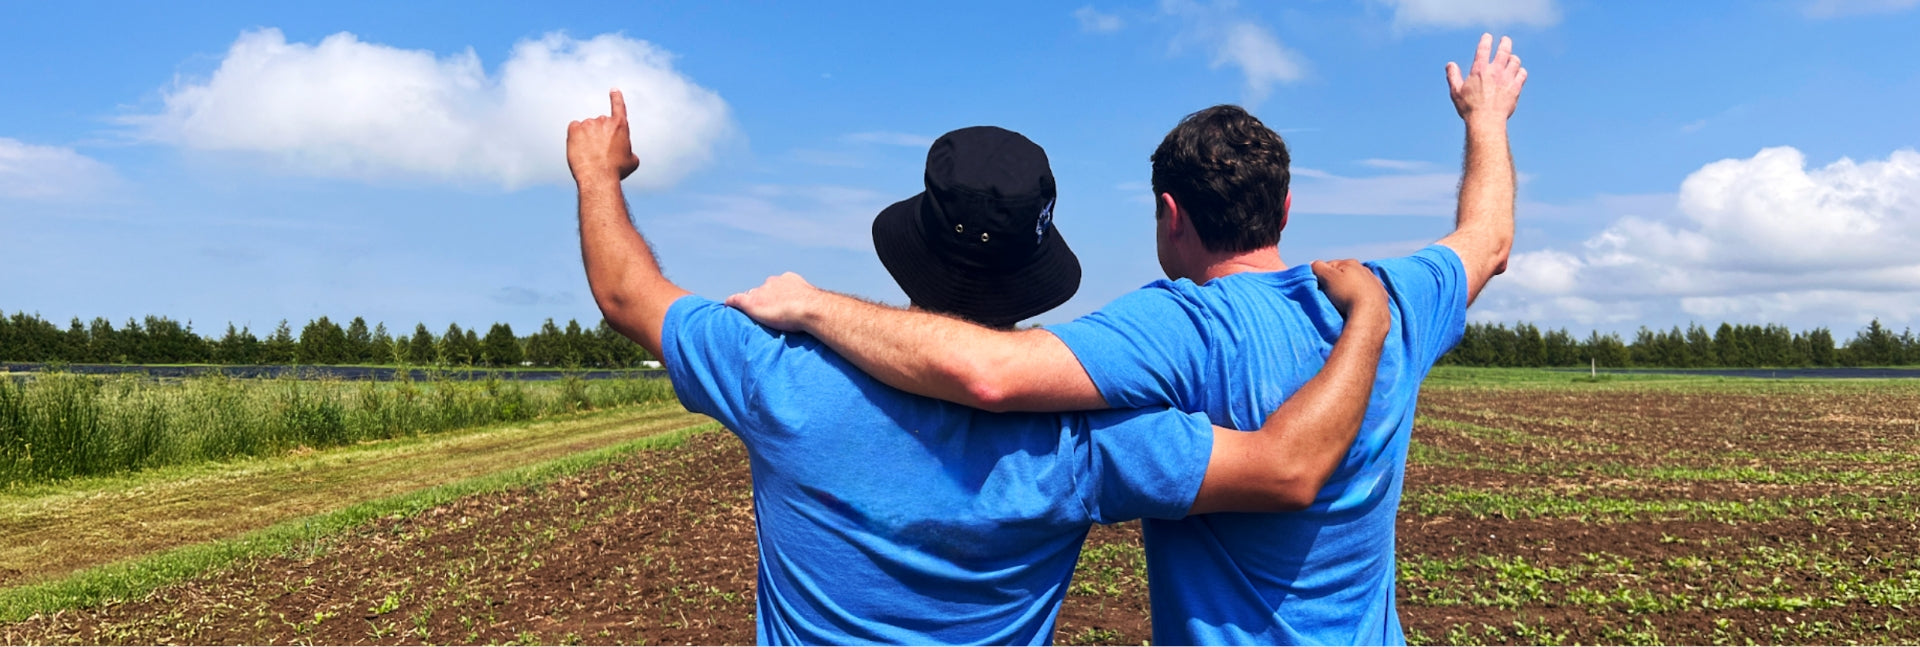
566,89,642,185
1445,34,1528,128
1311,259,1390,327
726,272,826,332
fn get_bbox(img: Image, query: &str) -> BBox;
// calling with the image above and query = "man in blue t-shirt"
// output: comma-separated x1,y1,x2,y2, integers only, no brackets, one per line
727,35,1529,644
569,95,1398,644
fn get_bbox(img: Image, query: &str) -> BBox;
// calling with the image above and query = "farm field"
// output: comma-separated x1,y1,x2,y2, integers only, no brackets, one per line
4,369,1920,644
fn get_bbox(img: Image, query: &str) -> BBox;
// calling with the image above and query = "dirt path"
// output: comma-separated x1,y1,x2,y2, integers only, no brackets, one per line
0,405,712,588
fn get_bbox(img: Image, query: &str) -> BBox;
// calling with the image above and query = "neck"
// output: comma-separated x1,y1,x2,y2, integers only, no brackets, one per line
1190,246,1286,283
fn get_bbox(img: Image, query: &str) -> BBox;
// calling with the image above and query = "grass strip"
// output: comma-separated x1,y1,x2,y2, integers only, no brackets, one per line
0,419,721,623
1407,486,1920,523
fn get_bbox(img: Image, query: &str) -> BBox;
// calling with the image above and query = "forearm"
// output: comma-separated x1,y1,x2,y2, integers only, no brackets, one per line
577,177,688,360
1190,304,1389,514
799,293,1104,412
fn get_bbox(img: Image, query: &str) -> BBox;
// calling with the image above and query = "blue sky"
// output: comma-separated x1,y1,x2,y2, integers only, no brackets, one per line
3,0,1918,338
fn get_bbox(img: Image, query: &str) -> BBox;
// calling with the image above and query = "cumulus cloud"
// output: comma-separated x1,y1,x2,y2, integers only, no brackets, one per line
128,28,732,190
0,138,115,200
1803,0,1920,17
1075,6,1125,33
1162,0,1307,103
1485,147,1920,326
1377,0,1562,30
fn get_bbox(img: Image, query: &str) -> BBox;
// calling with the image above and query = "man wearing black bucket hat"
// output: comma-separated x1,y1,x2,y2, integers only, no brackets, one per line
869,125,1081,328
570,90,1392,644
728,34,1528,645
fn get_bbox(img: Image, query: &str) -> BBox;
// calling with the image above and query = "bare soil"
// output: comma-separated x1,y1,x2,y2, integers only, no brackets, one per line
6,382,1920,645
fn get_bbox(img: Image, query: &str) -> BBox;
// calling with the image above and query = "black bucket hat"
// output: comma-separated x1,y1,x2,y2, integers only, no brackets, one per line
871,126,1082,328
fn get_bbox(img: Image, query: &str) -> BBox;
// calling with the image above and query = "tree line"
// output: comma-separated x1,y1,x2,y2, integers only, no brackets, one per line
0,311,653,368
1439,320,1919,368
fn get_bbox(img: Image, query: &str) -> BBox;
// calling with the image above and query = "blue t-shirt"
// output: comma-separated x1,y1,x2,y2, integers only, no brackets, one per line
660,295,1214,645
1047,245,1468,646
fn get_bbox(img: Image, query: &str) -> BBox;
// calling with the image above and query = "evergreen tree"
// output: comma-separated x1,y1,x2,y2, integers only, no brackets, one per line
1846,319,1901,366
1582,330,1630,368
298,316,350,364
527,319,562,366
482,323,522,367
439,323,471,365
86,318,117,363
370,323,395,365
345,317,374,364
407,324,436,365
264,320,298,364
562,319,587,367
216,324,262,364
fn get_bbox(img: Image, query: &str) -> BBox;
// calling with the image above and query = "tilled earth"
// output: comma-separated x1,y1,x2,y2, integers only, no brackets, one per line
6,381,1920,645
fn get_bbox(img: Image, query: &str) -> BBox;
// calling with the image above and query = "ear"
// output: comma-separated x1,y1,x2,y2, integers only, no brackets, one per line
1280,191,1291,231
1158,193,1183,235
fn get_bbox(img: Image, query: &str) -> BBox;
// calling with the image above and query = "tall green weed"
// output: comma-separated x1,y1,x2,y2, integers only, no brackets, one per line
0,371,676,487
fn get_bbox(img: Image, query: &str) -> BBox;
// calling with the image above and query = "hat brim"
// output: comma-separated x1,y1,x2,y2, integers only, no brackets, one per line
872,193,1082,328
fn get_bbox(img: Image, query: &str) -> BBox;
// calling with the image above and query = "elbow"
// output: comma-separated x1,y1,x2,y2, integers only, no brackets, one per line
1267,480,1319,512
1262,464,1329,512
961,368,1016,413
945,354,1015,412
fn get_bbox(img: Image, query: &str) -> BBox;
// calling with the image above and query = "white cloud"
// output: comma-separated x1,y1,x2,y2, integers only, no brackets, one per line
845,131,935,148
1075,6,1125,33
128,28,732,191
684,185,893,251
1358,158,1434,171
1290,166,1459,217
1377,0,1562,30
1162,0,1307,103
0,138,115,200
1484,147,1920,327
1803,0,1920,17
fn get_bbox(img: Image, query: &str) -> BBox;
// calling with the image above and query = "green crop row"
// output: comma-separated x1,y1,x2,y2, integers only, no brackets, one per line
0,371,677,487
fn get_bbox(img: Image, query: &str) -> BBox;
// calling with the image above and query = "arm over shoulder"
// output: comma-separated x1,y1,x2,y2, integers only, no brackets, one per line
1045,284,1211,412
660,295,781,434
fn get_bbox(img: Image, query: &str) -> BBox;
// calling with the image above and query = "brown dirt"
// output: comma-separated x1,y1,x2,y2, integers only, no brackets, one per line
7,381,1920,645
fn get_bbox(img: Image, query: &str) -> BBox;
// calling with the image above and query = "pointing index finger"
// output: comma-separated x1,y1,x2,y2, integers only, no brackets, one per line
610,89,627,124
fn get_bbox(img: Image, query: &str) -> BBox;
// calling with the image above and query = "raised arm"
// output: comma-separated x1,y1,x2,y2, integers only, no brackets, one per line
570,89,690,360
1435,33,1527,305
725,274,1102,413
1189,260,1391,514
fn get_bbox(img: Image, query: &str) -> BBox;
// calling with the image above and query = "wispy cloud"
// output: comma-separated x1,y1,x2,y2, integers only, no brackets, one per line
844,131,935,148
126,28,733,191
684,185,894,251
1074,6,1125,33
1375,0,1562,30
1289,167,1460,217
1357,158,1434,172
1162,0,1307,104
0,138,116,201
1803,0,1920,17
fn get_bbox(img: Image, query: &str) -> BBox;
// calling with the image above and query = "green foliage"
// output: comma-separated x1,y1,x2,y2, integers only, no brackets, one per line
1435,319,1916,368
0,310,656,368
0,371,677,487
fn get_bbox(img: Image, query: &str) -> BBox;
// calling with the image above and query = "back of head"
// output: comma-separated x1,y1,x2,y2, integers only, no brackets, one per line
1150,105,1292,253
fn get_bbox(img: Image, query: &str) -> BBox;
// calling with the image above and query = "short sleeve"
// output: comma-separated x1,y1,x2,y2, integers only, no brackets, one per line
1078,407,1213,524
660,295,776,433
1369,245,1469,368
1045,284,1211,411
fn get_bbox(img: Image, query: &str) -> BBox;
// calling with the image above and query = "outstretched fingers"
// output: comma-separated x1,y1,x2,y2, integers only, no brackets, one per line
1473,33,1493,72
1446,61,1464,92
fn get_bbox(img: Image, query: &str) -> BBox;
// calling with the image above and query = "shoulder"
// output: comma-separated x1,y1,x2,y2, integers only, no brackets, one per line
1368,245,1466,283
